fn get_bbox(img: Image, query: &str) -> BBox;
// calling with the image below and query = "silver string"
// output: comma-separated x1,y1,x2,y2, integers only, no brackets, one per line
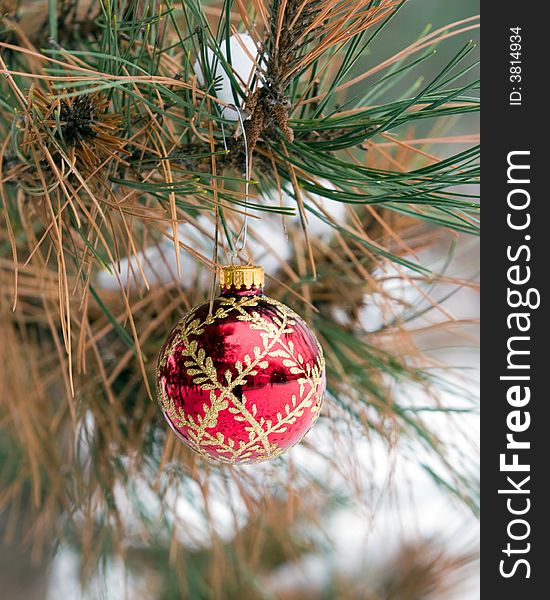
220,104,249,262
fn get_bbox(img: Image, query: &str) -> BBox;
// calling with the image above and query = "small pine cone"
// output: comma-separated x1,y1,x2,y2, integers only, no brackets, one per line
244,88,261,116
244,110,264,154
274,104,294,143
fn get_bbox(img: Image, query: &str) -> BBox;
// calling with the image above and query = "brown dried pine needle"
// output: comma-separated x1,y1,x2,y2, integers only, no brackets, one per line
18,86,130,174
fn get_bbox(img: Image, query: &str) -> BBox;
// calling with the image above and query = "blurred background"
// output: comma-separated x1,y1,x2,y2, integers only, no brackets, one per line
0,0,479,598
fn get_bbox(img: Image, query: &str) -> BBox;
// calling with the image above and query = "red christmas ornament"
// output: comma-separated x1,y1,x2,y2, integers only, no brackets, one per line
156,265,325,464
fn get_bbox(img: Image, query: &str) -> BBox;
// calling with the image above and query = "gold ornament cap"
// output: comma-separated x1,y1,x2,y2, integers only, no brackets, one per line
220,265,264,291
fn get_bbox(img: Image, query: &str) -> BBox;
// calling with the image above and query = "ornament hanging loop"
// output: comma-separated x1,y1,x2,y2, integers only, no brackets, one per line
221,104,250,262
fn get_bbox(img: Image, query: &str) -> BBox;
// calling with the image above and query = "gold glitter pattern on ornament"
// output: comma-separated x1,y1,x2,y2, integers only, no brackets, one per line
156,295,325,464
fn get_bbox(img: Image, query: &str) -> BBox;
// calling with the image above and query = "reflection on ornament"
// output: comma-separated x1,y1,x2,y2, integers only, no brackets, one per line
156,265,325,464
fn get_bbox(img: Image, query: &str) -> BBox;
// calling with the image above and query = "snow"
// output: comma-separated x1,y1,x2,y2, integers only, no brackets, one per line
194,33,261,121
